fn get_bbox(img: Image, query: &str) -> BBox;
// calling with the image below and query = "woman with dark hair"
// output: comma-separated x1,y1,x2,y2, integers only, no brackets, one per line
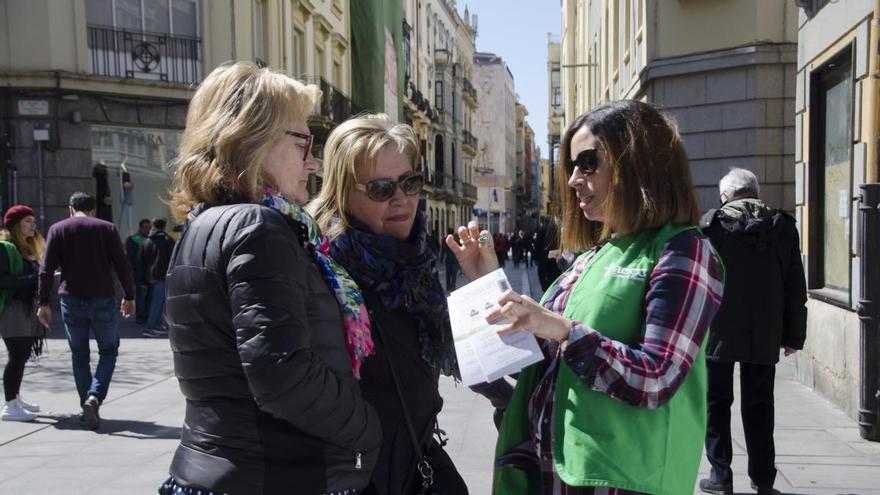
0,205,45,422
491,100,725,494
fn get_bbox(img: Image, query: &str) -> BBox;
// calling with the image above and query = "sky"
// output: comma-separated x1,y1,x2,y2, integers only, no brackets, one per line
460,1,560,160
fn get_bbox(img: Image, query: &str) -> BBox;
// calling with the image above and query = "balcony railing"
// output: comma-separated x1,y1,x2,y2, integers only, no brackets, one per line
303,76,353,124
87,25,201,84
462,182,477,201
462,129,478,150
462,78,478,104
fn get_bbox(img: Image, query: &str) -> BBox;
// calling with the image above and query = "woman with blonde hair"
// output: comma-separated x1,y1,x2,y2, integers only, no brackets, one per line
489,100,725,494
159,61,380,495
309,113,506,495
0,205,46,422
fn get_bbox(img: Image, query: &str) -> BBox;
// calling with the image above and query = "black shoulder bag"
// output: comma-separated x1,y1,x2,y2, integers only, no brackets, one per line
369,312,468,495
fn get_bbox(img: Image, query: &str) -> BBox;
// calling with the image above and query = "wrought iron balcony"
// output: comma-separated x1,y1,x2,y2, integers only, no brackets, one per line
462,78,478,106
87,25,201,84
462,182,478,201
461,129,478,152
302,76,353,125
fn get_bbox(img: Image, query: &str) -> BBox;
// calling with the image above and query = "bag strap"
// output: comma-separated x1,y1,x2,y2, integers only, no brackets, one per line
367,309,434,492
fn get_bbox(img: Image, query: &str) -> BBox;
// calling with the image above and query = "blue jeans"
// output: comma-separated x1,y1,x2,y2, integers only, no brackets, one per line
144,280,166,330
60,296,119,405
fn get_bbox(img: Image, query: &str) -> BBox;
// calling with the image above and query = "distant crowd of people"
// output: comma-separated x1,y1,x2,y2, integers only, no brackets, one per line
0,61,806,495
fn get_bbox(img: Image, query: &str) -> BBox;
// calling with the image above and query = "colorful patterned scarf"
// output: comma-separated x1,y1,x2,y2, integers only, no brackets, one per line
261,189,374,379
328,211,459,379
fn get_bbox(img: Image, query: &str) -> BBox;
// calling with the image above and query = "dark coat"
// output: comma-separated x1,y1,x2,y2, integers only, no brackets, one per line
142,228,175,283
700,197,807,364
165,203,381,495
359,291,444,495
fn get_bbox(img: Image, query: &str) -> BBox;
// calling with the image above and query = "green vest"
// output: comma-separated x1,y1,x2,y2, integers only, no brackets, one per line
0,240,24,316
494,224,712,495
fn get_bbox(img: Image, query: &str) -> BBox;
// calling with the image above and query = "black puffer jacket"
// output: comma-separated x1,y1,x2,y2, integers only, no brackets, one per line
700,197,808,364
142,228,175,282
359,292,444,495
165,203,381,494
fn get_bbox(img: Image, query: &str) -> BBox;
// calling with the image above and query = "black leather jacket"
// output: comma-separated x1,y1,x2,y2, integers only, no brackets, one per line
165,203,381,494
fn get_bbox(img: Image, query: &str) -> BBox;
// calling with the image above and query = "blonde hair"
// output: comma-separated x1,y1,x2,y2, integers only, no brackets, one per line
307,114,420,239
169,61,320,221
558,100,700,252
0,224,45,262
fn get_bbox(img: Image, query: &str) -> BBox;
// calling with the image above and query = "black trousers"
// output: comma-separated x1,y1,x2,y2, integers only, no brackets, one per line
705,360,777,487
3,337,35,402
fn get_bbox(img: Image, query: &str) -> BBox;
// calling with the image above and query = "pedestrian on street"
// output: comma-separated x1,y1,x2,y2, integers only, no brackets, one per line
159,62,380,495
489,100,724,494
140,217,174,338
534,218,563,291
125,218,151,325
698,168,807,495
37,192,135,430
0,205,46,422
442,228,460,293
309,113,511,495
494,232,508,266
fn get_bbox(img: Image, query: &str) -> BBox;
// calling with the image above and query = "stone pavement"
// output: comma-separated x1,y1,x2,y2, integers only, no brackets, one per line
0,263,878,493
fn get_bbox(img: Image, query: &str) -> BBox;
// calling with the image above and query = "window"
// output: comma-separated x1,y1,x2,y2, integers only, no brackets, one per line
551,68,561,108
808,47,853,304
86,0,197,36
403,21,412,81
253,0,268,64
435,80,444,111
292,29,304,77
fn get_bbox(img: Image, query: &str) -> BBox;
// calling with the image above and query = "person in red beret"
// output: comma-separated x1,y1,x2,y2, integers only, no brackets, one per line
0,204,46,422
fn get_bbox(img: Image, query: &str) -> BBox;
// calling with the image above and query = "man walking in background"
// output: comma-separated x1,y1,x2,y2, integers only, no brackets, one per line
125,218,151,325
698,168,807,495
37,192,135,430
141,217,174,338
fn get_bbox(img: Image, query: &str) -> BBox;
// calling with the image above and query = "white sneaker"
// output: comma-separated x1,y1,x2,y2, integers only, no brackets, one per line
16,395,40,413
1,400,37,422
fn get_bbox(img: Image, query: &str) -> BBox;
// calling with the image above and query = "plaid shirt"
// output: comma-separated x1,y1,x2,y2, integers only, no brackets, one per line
530,229,724,494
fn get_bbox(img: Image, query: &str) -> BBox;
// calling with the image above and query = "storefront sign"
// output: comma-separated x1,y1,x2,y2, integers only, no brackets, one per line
17,100,49,116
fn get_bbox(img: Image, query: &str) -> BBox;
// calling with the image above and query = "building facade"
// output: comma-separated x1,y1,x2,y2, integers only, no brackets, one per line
0,0,353,235
558,0,799,210
793,0,880,439
473,51,516,234
546,35,563,216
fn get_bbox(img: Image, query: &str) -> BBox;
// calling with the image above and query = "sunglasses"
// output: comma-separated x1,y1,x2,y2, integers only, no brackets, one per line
284,130,314,160
567,148,600,176
355,172,425,201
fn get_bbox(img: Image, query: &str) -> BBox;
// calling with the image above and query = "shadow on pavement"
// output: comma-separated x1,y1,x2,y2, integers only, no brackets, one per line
50,414,181,439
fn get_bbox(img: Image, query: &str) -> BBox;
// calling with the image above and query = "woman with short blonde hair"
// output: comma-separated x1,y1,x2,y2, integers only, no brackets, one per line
309,113,420,240
161,62,381,495
170,61,319,220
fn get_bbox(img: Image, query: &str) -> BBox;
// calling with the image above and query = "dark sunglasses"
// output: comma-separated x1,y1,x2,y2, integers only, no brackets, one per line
355,172,425,201
284,130,314,160
567,148,600,176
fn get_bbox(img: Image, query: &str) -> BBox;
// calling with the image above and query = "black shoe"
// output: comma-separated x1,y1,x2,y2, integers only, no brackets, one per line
751,481,781,494
699,478,733,495
81,395,100,430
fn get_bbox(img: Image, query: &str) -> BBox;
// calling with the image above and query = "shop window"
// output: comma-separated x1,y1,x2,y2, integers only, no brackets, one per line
808,47,853,305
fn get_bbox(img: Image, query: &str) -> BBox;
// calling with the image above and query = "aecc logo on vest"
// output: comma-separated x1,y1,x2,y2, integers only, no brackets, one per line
605,265,647,282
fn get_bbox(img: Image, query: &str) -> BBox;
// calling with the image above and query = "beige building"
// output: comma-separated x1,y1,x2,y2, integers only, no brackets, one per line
558,0,799,210
473,51,516,234
0,0,351,234
792,0,880,440
546,35,563,216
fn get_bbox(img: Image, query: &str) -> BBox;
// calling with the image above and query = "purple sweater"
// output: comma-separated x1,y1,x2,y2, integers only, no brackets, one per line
38,215,135,304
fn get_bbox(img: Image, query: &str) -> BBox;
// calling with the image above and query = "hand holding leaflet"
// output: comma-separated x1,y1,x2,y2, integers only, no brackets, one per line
447,268,543,386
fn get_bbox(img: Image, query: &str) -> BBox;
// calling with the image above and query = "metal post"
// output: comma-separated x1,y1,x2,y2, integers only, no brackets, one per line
857,183,880,441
